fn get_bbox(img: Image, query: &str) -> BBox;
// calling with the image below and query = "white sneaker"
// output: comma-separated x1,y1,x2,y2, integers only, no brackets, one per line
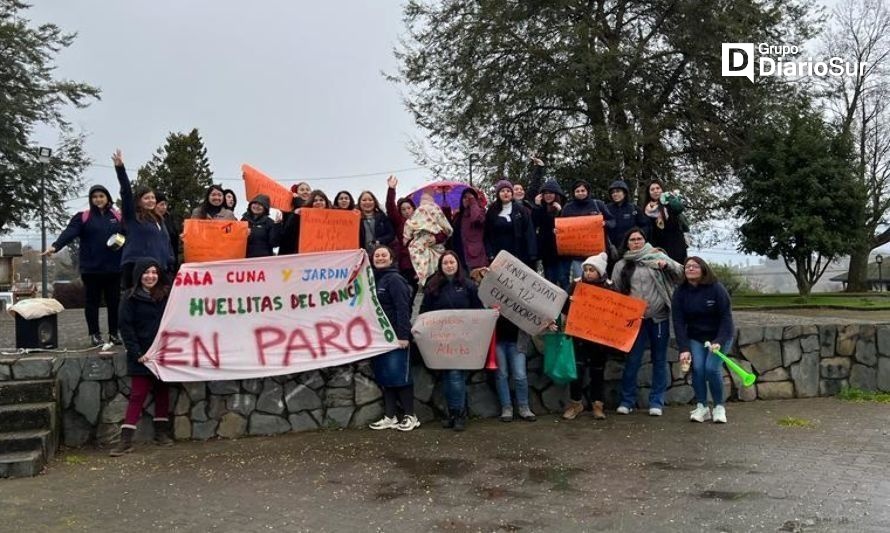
712,405,727,424
689,403,711,423
396,414,421,432
616,405,632,415
369,415,399,430
648,407,663,416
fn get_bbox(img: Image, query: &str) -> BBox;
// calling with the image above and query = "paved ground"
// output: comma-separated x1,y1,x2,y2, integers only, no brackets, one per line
1,398,888,532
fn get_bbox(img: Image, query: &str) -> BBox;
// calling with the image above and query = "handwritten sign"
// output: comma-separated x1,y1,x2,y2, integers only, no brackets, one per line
564,282,646,352
242,164,294,213
555,215,605,256
142,250,398,381
182,219,249,263
478,251,567,335
298,208,360,253
412,309,498,369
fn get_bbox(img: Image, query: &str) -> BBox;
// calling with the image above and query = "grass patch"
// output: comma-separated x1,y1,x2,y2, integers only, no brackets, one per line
64,455,87,465
837,387,890,403
733,293,890,310
776,416,814,428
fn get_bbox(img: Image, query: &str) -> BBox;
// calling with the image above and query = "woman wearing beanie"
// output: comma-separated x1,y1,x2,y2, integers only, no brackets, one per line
611,228,683,416
673,257,734,424
483,179,537,267
112,149,174,290
368,245,419,431
110,258,172,456
43,184,124,346
559,179,613,279
241,194,282,258
191,184,237,220
644,179,688,263
559,252,616,420
418,251,483,431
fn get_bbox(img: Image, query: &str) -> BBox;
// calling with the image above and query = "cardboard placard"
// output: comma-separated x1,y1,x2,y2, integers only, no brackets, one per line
412,309,498,369
555,215,605,256
298,208,360,253
564,282,647,352
182,219,249,263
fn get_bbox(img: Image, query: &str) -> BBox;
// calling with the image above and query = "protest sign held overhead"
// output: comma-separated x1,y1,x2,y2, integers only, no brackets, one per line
298,208,360,253
478,251,567,335
564,282,647,352
242,164,294,213
555,215,605,256
142,250,399,382
182,219,249,263
412,309,498,370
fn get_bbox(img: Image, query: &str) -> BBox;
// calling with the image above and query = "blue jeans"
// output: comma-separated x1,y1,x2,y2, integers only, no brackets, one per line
442,370,467,411
690,338,733,406
620,318,670,409
543,259,571,291
495,341,529,409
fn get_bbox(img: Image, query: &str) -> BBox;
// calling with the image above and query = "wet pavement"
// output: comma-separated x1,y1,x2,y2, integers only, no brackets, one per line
1,398,888,532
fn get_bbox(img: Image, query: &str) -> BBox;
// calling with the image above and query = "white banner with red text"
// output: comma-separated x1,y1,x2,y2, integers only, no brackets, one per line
142,250,399,382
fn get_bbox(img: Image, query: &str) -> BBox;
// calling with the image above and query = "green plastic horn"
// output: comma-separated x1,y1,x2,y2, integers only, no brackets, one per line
704,342,756,387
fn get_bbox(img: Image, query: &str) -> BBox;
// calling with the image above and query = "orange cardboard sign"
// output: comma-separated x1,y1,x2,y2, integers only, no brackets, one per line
564,282,647,352
555,215,605,256
298,208,360,253
182,219,249,263
242,164,294,213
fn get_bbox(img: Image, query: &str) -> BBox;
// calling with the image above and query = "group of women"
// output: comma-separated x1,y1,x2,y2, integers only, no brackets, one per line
47,150,734,456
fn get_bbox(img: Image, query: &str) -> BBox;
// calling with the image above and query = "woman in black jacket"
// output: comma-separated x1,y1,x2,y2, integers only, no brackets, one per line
43,184,124,346
358,191,396,253
644,179,688,263
110,258,172,456
483,179,537,267
279,190,330,255
368,245,418,431
242,194,282,257
418,251,483,431
533,178,568,290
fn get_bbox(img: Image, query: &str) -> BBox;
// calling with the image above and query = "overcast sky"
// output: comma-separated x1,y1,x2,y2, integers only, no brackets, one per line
12,0,866,267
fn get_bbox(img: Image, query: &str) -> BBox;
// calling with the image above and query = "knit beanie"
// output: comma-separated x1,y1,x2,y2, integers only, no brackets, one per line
582,252,609,277
494,179,514,194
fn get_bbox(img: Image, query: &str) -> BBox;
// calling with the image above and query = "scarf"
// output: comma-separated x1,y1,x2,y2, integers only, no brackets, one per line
622,243,680,307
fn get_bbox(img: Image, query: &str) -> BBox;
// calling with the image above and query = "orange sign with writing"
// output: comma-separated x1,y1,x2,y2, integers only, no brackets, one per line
182,219,249,263
298,208,360,253
242,164,294,213
555,215,605,256
564,282,647,352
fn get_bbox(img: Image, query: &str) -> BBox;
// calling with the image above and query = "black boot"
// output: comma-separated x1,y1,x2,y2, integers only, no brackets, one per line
453,409,467,432
441,409,455,429
109,427,135,457
154,419,174,446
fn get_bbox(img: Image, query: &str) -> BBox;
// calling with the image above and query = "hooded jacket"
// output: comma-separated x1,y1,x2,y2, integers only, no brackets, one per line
241,194,281,258
116,165,174,269
118,258,169,376
52,185,123,274
560,179,614,261
373,266,413,341
451,188,488,270
606,180,650,247
532,178,567,266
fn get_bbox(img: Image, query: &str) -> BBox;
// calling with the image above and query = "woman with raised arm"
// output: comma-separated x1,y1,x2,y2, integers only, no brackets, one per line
112,149,174,289
644,179,688,264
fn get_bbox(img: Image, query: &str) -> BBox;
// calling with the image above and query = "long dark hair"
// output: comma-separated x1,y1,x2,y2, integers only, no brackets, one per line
684,256,718,286
129,263,169,301
424,251,469,297
334,190,355,210
307,190,332,209
618,227,647,295
194,184,227,218
133,185,161,224
358,191,383,214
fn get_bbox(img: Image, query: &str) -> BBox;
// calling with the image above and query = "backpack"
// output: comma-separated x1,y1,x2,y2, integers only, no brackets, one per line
82,208,122,224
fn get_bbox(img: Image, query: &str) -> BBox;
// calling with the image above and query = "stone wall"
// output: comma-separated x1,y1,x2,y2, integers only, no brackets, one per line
16,323,887,446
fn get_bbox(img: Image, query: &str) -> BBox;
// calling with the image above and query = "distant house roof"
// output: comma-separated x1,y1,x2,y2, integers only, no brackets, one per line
830,262,888,283
0,242,23,257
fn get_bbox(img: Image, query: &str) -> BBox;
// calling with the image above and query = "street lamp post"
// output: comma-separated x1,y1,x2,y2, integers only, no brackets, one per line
38,147,52,298
877,255,884,292
468,153,478,187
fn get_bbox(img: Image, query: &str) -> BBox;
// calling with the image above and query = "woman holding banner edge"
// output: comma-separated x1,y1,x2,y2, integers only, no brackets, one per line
369,245,420,431
418,251,484,431
611,228,683,416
